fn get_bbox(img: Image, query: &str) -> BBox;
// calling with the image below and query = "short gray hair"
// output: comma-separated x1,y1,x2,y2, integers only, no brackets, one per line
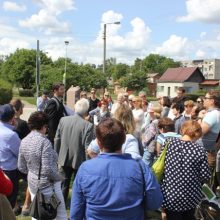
75,98,89,115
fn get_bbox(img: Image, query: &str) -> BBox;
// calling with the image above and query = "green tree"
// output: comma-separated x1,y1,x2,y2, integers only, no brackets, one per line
112,63,130,80
0,79,12,104
1,49,52,89
142,54,180,74
119,71,147,91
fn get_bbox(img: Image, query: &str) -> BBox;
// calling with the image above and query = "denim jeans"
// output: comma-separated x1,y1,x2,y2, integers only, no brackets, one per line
29,181,67,220
142,149,155,167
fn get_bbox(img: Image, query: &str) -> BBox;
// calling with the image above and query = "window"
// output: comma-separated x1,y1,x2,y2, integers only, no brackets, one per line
157,86,164,92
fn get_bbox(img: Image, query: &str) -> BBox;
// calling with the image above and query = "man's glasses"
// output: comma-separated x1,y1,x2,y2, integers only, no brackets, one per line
197,100,202,103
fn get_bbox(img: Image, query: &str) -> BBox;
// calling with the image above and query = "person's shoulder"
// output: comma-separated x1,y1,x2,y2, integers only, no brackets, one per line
126,133,136,140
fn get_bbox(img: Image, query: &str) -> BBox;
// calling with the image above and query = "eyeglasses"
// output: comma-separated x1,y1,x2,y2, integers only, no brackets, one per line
129,100,133,102
197,100,202,103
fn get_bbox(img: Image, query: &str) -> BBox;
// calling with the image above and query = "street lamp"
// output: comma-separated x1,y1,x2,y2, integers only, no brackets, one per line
103,21,120,75
63,40,69,103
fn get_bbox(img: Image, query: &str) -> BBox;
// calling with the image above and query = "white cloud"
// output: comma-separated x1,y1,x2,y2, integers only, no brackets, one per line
0,38,30,55
40,11,152,65
196,49,206,58
19,0,75,34
153,35,189,58
3,1,26,12
0,23,35,41
19,10,70,35
94,11,151,63
200,32,206,39
37,0,75,15
177,0,220,23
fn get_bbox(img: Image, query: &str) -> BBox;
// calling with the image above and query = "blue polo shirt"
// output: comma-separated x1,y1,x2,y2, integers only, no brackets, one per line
0,121,21,170
70,153,162,220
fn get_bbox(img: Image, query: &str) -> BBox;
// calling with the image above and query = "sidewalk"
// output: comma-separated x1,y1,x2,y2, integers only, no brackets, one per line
20,100,36,121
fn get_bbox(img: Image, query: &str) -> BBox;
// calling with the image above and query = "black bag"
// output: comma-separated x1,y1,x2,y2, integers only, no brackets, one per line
29,189,58,220
29,143,60,220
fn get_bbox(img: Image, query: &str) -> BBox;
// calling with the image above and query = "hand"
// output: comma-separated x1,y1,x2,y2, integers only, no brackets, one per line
161,210,167,220
198,109,206,119
84,115,90,121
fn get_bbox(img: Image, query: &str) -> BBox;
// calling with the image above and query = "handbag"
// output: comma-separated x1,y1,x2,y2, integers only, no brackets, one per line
151,141,169,183
29,143,60,220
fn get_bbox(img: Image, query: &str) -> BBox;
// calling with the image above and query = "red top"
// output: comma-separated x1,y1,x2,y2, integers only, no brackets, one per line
0,169,13,196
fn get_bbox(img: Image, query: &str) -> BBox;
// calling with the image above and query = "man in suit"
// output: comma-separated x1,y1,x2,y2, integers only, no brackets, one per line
44,83,67,145
54,98,94,204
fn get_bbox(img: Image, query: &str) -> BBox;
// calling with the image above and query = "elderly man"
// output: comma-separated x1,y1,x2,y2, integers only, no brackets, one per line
54,98,94,204
0,104,21,209
70,118,162,220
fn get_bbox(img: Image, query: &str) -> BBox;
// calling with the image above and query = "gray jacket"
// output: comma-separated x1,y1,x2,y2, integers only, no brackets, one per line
54,114,94,170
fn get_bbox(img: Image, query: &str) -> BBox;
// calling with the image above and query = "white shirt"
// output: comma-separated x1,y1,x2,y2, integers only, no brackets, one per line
132,108,144,134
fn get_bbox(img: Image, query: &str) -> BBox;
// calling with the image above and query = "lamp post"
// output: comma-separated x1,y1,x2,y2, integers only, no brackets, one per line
63,40,69,103
103,21,120,75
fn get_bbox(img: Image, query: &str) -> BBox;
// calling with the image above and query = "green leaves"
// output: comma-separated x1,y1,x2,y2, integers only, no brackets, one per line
119,71,147,91
1,49,52,89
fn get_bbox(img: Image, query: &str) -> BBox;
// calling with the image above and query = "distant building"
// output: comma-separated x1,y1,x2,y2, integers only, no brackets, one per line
181,59,220,79
157,67,205,98
199,80,220,91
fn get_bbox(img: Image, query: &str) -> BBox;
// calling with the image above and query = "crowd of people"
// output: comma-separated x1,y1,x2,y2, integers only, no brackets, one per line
0,83,220,220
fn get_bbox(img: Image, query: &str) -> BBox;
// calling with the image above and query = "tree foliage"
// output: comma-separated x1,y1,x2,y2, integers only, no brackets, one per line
1,49,52,89
119,71,148,91
0,79,12,104
0,49,181,94
131,54,180,75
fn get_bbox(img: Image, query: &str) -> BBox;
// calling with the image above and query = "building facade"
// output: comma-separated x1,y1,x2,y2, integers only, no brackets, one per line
157,67,205,98
181,59,220,79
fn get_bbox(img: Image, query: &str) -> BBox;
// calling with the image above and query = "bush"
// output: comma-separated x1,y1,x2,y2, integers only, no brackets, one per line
186,93,200,101
0,79,13,104
19,89,35,97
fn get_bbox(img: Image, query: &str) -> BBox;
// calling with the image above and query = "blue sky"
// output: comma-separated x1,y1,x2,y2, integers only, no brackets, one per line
1,0,220,65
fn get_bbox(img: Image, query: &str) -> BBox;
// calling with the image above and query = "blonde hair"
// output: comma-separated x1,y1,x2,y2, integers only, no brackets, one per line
181,120,202,140
184,100,194,107
133,96,143,108
113,104,135,134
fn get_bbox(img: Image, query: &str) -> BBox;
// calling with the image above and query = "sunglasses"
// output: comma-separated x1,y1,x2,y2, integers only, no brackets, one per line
204,97,213,100
197,100,202,103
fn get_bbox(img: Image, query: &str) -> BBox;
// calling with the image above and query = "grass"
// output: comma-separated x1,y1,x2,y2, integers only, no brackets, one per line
13,95,36,106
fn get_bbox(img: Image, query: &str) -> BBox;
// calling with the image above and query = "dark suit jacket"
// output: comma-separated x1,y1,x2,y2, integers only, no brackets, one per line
54,114,94,170
44,97,67,144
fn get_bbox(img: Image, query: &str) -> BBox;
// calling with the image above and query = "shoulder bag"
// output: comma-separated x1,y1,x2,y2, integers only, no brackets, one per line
151,141,169,183
29,143,60,220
